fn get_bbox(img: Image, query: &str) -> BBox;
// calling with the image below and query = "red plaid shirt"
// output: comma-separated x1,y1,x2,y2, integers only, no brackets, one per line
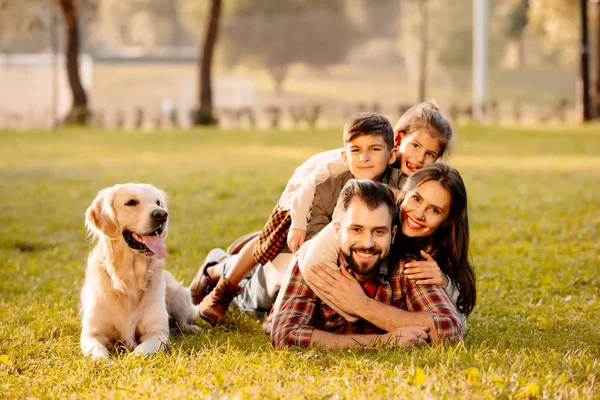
271,256,463,348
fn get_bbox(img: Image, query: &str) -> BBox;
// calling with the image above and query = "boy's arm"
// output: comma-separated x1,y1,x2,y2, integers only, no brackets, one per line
297,223,358,322
289,154,347,232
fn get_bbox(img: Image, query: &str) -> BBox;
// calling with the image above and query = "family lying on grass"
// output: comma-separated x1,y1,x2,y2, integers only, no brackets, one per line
80,101,476,358
188,102,476,349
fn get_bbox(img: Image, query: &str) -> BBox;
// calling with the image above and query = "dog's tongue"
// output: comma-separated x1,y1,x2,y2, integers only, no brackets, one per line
142,235,167,259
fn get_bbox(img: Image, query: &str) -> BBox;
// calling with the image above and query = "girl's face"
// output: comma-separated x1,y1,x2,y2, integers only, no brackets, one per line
400,180,451,238
398,128,442,176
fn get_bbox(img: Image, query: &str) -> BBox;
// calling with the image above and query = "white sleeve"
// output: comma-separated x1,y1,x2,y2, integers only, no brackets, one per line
289,156,347,231
297,223,359,322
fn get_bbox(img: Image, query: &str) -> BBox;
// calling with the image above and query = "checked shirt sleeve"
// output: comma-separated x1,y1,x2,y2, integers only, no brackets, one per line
403,275,464,342
271,263,319,348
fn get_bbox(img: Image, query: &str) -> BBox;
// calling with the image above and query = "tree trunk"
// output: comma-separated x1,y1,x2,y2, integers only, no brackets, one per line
169,0,182,48
594,0,600,118
579,0,591,122
269,64,289,96
195,0,222,125
57,0,88,125
417,0,428,102
517,33,525,69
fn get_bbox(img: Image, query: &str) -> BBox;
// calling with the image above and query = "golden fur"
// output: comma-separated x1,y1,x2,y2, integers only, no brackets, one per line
80,183,200,359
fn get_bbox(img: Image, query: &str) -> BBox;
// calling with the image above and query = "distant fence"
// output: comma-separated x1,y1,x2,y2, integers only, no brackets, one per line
0,97,581,130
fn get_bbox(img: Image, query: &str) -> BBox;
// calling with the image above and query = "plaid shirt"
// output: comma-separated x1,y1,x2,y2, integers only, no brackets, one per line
271,256,463,348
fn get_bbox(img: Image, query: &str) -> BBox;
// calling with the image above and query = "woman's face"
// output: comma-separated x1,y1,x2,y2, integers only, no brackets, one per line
400,180,451,238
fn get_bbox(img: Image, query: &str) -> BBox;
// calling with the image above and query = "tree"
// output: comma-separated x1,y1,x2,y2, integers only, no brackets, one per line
529,0,595,120
193,0,222,125
504,0,529,68
57,0,89,124
221,0,362,94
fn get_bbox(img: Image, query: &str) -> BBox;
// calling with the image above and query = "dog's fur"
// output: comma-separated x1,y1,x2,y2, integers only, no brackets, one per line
81,183,200,359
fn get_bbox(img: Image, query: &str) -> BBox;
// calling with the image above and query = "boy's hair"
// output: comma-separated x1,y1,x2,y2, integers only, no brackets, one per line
394,100,454,159
336,179,398,223
343,113,394,150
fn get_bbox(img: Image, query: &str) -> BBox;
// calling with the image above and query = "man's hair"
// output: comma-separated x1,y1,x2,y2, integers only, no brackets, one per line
336,179,398,223
343,113,394,150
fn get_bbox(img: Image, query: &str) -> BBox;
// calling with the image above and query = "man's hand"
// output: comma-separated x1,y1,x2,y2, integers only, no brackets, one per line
287,229,307,253
404,250,449,287
306,262,368,315
383,326,430,348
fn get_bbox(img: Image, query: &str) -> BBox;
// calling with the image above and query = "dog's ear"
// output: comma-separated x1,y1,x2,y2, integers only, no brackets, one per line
85,187,120,239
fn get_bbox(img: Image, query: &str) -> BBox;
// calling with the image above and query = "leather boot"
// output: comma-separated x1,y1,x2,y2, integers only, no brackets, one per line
199,277,243,325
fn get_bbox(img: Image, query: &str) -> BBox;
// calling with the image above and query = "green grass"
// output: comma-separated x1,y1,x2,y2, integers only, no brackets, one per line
1,124,599,399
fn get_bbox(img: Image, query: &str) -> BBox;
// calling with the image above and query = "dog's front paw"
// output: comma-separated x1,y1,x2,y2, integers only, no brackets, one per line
89,346,110,360
180,323,201,334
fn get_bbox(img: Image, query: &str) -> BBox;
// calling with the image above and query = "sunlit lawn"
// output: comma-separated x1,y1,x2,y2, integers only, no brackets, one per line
0,123,599,398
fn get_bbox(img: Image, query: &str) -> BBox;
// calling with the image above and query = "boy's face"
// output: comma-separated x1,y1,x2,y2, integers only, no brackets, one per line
342,134,397,181
397,128,442,176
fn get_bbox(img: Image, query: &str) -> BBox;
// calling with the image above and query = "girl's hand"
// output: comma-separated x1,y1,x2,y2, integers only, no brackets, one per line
287,229,307,253
404,250,448,287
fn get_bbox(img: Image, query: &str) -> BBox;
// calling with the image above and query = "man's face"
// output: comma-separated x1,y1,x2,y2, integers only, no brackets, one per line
342,134,397,181
335,198,397,281
398,128,442,176
400,180,451,238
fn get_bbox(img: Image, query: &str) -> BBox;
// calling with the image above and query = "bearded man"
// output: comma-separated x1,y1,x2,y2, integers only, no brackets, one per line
271,179,463,349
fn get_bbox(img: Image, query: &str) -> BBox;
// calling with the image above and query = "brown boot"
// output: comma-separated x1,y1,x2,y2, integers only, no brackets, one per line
189,248,228,305
199,277,243,325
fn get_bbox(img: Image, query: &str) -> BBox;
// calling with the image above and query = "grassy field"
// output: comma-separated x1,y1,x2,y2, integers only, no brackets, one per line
0,124,599,399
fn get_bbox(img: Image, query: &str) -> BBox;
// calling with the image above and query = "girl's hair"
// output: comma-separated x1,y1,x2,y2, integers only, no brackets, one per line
396,162,476,316
394,100,454,159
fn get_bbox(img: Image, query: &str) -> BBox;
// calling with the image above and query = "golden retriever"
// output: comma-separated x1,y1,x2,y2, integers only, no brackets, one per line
81,183,200,359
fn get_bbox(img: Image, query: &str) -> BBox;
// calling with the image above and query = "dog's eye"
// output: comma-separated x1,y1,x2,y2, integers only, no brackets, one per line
156,200,161,206
125,199,138,206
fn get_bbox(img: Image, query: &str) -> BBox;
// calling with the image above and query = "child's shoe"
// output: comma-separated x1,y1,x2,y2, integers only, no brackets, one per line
189,248,228,305
199,277,243,325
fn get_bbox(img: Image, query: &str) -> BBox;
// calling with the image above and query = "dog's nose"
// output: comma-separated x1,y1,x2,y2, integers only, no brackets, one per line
151,209,168,222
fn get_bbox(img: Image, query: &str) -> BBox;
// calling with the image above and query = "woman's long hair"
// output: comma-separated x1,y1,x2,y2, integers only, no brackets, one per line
395,163,476,316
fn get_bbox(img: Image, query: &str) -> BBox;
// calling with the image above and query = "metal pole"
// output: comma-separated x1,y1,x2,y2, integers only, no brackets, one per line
50,0,59,130
580,0,591,121
472,0,488,123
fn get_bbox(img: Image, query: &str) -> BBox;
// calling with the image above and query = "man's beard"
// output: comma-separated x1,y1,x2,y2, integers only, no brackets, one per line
341,246,384,278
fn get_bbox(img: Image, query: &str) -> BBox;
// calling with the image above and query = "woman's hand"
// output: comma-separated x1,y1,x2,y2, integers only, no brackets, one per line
404,250,449,287
306,262,368,314
287,229,307,253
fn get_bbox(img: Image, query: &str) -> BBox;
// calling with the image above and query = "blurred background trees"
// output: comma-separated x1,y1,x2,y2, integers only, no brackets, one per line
0,0,598,127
